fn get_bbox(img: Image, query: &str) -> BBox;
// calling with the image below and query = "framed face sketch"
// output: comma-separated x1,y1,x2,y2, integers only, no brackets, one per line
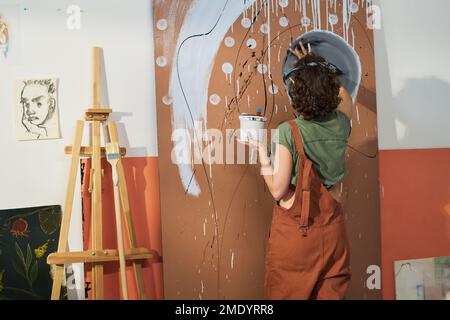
14,79,61,141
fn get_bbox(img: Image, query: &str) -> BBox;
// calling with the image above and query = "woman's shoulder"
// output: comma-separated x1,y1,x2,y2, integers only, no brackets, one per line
276,120,295,133
335,110,352,137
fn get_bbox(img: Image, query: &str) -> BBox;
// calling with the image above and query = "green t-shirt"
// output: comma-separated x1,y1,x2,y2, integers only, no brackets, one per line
271,111,351,188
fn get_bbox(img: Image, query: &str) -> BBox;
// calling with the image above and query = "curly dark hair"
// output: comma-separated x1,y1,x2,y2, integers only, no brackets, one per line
289,53,342,121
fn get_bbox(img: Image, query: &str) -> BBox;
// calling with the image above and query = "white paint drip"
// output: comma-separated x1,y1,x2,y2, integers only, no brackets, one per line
257,63,268,74
247,38,257,49
251,1,255,32
157,19,168,31
352,27,355,48
342,0,353,42
162,95,173,106
269,83,279,94
242,17,251,28
231,251,235,269
260,23,269,33
156,56,168,67
279,16,289,27
356,105,360,124
222,62,233,84
279,0,289,9
209,94,221,105
312,0,317,29
224,36,235,47
317,0,322,29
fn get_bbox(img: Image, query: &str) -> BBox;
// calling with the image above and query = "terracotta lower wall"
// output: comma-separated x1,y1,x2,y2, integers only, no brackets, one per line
379,148,450,299
82,157,163,300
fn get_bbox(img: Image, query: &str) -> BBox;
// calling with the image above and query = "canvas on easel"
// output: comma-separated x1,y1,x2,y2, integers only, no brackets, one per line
47,47,154,300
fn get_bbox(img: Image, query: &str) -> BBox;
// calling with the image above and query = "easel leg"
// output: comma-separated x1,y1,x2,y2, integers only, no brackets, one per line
51,120,84,300
112,181,129,300
108,122,147,300
91,120,104,299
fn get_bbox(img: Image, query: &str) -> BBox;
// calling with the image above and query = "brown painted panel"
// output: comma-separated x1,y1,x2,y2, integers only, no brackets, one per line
154,0,380,299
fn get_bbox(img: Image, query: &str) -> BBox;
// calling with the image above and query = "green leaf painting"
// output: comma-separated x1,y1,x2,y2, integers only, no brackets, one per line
38,207,62,236
15,242,25,265
26,244,32,270
0,206,62,300
30,261,38,285
11,260,26,281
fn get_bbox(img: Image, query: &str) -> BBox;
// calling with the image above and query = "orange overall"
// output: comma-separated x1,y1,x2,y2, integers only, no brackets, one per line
264,120,351,300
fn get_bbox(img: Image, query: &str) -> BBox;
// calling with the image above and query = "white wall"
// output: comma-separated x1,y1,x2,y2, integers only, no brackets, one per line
374,0,450,150
0,0,157,299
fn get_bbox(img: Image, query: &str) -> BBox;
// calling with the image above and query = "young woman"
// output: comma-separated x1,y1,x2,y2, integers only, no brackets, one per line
242,43,353,300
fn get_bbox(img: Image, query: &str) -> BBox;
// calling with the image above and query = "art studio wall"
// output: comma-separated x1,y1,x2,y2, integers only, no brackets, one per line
0,0,162,299
2,0,449,301
154,0,381,300
373,0,450,300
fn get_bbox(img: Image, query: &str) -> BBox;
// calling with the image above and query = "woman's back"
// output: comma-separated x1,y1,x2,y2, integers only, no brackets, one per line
273,110,351,190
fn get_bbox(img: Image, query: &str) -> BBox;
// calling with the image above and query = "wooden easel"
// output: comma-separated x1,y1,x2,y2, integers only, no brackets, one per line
47,47,152,300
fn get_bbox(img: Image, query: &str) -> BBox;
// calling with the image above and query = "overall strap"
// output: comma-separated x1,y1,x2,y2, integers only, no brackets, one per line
288,120,313,237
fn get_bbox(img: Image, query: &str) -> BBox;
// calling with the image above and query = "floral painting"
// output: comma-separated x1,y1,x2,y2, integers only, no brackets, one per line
0,205,63,300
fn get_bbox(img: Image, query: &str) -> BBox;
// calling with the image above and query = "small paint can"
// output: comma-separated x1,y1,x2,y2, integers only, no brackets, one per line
239,113,266,142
